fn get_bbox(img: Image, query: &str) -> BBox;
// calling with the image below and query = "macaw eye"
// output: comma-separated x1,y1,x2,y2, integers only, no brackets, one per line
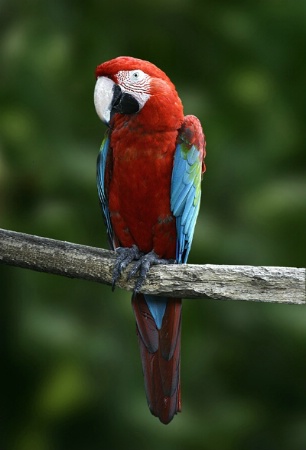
129,70,145,83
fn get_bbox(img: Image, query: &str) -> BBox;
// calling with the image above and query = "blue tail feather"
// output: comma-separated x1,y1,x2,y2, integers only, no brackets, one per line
144,295,168,330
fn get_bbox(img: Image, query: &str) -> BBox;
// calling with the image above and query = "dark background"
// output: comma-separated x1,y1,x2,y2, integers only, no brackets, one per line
1,1,305,449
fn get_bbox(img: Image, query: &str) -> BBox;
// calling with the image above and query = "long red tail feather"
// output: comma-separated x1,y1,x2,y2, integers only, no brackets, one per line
132,294,182,424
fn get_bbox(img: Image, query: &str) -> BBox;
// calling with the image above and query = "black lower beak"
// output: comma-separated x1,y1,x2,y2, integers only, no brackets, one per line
111,84,140,117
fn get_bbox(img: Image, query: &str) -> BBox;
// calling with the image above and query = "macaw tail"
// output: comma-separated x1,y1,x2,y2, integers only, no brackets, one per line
132,293,182,424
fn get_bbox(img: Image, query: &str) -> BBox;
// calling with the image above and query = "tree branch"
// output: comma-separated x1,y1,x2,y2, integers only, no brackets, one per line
0,228,305,304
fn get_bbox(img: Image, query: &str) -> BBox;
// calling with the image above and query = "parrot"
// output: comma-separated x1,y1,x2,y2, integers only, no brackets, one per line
94,56,206,424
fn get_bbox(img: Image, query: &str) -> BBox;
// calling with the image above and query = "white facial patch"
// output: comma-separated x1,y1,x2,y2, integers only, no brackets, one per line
116,70,151,110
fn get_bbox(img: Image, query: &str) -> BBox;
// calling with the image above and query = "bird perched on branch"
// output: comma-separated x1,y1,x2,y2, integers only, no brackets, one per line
94,56,206,424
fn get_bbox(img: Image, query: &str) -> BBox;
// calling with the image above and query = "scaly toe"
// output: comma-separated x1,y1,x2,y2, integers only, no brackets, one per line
128,250,175,294
127,258,145,280
112,245,143,290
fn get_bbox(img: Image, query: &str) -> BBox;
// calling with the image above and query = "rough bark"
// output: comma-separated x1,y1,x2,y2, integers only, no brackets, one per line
0,228,305,304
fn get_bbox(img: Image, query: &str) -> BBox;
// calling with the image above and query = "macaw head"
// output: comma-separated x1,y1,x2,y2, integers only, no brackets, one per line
94,56,183,130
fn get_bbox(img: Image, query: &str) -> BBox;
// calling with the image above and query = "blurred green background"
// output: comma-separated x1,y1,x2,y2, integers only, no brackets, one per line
1,0,306,449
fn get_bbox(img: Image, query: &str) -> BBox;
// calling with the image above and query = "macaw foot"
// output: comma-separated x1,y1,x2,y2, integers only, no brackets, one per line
128,250,175,294
112,246,175,293
112,245,143,291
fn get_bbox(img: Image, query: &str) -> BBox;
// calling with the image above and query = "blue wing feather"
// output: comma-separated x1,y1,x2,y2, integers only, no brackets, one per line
96,132,114,249
172,183,193,217
171,115,205,264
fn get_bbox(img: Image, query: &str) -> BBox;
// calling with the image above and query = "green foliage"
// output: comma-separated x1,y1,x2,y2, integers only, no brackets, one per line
1,0,305,448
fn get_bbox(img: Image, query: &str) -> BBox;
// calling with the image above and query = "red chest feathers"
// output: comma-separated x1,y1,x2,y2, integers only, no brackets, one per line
107,129,178,258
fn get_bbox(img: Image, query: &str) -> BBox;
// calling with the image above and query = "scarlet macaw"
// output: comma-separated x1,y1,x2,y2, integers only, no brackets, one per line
94,56,206,424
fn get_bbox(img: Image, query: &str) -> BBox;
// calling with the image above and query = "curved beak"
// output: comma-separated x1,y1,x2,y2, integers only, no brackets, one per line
94,76,116,125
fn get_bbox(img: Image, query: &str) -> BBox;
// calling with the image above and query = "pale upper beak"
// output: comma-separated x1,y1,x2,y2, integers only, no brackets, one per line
94,76,116,125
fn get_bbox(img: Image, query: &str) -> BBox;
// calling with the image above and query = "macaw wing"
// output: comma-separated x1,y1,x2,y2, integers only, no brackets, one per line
171,115,206,264
97,131,115,249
